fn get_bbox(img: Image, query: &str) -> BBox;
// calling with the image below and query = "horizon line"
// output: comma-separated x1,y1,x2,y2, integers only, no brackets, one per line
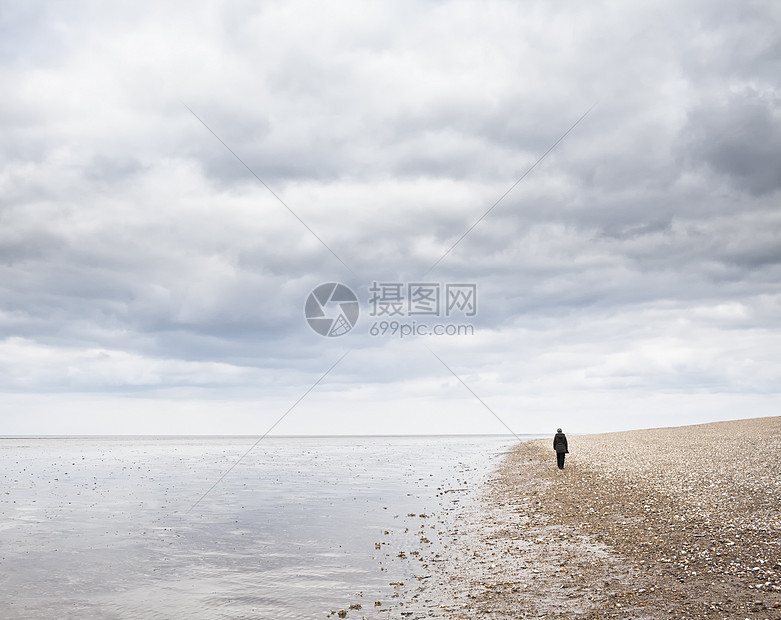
0,432,541,440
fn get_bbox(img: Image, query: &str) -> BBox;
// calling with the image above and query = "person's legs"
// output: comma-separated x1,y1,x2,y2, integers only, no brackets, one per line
557,452,565,469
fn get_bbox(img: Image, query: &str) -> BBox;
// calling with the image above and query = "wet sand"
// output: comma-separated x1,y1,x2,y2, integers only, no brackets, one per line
0,436,517,619
409,417,781,618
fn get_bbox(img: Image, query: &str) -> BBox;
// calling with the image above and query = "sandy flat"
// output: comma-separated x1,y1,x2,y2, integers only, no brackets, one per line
0,436,515,620
411,417,781,618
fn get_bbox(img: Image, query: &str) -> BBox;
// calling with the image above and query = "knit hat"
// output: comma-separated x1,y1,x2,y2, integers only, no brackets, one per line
556,428,562,433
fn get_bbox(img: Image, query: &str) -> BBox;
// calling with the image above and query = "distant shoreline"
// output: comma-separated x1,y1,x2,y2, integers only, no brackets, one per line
0,433,534,440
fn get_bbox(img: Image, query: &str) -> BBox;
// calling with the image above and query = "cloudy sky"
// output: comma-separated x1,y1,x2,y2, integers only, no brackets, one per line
1,0,779,435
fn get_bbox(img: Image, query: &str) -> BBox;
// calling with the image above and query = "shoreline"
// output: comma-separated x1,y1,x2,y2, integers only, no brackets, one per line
411,416,781,618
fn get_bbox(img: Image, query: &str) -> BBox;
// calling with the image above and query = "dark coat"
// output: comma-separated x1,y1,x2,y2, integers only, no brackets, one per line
553,432,568,454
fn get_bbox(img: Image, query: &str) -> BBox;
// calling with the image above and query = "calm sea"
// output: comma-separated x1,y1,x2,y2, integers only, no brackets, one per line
0,435,537,619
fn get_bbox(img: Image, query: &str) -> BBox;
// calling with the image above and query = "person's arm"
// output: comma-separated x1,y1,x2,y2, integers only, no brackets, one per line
563,436,568,451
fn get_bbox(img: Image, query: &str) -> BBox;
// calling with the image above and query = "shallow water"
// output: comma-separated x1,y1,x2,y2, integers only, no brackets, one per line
0,435,533,619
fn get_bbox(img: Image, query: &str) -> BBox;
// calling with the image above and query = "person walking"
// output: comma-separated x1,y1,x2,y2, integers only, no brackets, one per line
553,428,568,469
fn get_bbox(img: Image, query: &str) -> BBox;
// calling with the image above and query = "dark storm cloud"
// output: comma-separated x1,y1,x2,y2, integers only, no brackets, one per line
682,89,781,196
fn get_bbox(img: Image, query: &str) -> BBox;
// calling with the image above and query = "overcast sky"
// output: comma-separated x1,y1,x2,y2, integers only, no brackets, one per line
1,0,779,435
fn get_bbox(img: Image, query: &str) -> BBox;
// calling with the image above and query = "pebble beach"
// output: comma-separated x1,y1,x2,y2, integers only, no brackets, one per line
409,416,781,619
